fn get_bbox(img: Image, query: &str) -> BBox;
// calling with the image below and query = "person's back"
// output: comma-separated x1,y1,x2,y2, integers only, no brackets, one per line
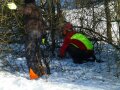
60,22,96,64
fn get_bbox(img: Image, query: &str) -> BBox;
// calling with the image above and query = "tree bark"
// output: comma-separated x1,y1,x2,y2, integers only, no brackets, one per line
104,0,112,43
117,0,120,44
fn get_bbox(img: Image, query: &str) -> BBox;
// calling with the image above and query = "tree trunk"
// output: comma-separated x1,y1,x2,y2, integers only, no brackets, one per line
51,0,56,55
114,0,120,44
104,0,112,42
56,0,61,17
118,22,120,44
75,0,80,9
117,0,120,44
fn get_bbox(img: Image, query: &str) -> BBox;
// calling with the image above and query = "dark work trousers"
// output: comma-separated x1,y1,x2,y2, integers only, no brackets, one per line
67,44,96,64
25,35,42,76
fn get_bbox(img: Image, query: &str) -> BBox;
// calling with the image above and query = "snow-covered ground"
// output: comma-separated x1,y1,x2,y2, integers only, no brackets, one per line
0,59,120,90
0,2,120,90
0,44,120,90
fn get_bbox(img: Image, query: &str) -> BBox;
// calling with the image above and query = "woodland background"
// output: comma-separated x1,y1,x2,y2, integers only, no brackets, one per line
0,0,120,77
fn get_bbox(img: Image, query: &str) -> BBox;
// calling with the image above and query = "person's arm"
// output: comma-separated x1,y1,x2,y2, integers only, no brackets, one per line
60,36,70,57
60,32,76,57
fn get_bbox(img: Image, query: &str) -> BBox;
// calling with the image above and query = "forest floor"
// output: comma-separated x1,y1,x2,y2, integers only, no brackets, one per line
0,44,120,90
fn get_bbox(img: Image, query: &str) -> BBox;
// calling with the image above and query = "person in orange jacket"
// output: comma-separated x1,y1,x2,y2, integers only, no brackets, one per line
59,22,96,64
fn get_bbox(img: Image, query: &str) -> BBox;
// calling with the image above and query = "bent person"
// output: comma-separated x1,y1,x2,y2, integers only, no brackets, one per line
59,22,96,64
